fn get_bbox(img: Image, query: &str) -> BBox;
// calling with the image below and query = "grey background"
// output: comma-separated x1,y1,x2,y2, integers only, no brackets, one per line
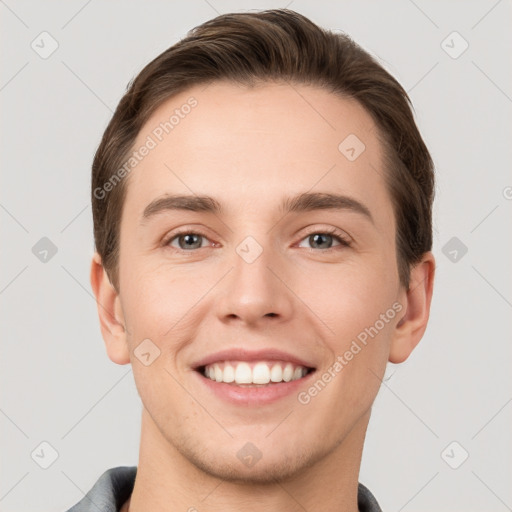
1,1,511,511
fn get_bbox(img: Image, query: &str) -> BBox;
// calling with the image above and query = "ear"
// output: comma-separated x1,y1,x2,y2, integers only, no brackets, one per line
389,252,435,364
90,252,130,365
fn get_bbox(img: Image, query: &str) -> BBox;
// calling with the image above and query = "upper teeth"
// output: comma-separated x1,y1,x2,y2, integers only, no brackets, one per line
203,361,308,384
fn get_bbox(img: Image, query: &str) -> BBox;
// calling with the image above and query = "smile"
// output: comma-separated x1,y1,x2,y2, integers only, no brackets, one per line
199,360,313,385
191,348,317,404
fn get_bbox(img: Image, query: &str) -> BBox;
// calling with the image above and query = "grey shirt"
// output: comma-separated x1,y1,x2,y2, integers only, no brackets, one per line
66,466,382,512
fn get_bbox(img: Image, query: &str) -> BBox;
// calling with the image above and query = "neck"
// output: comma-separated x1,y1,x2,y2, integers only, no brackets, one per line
126,409,370,512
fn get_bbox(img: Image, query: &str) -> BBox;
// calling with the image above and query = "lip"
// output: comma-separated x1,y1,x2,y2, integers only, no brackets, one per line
191,348,316,371
192,366,316,406
190,348,316,406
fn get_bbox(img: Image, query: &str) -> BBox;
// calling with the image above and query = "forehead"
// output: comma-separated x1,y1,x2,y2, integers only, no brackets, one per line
126,81,390,220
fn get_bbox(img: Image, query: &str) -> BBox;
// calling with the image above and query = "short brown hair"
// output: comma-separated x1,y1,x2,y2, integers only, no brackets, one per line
92,8,434,291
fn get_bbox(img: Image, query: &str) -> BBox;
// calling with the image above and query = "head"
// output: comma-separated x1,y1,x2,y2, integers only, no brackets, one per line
91,9,435,483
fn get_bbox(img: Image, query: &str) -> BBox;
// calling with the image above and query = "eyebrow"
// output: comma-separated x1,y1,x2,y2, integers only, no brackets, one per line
141,192,373,224
281,192,373,223
142,195,222,221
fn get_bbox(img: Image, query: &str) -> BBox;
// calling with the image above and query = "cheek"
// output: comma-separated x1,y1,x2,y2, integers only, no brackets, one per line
121,270,196,412
302,304,396,426
299,259,398,404
300,257,398,338
119,260,218,383
119,255,196,336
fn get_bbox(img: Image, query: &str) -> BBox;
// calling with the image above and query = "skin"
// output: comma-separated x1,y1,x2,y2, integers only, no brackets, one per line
91,81,435,512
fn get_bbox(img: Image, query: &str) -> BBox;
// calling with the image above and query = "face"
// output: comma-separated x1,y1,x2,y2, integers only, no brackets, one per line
107,81,412,482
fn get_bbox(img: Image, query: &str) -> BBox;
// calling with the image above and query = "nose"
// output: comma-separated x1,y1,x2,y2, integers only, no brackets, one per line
215,242,294,327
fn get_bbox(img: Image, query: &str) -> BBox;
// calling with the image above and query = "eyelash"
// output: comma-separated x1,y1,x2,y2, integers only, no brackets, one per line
299,227,352,250
163,227,352,252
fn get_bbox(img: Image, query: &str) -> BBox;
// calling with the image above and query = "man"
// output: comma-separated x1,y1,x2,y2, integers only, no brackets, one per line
68,8,435,512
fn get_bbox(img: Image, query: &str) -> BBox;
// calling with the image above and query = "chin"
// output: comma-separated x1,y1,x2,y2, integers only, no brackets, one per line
175,438,325,485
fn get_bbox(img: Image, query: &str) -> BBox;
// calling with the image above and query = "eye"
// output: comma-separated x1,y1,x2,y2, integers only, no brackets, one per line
297,230,351,250
167,232,210,250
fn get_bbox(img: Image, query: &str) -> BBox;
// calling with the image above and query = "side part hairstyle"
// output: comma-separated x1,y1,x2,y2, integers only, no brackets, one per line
91,9,434,291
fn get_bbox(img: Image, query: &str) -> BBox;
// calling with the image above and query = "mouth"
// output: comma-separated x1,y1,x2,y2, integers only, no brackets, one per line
191,349,317,405
191,347,316,406
196,360,316,386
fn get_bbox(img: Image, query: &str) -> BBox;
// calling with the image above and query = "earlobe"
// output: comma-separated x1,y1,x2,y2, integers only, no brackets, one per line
90,252,131,365
389,252,435,364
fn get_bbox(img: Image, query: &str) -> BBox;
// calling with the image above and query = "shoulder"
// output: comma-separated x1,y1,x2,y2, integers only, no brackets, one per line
65,466,137,512
358,482,383,512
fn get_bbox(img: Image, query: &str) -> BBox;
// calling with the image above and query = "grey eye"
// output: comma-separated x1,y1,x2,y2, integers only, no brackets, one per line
307,233,335,249
171,233,205,250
